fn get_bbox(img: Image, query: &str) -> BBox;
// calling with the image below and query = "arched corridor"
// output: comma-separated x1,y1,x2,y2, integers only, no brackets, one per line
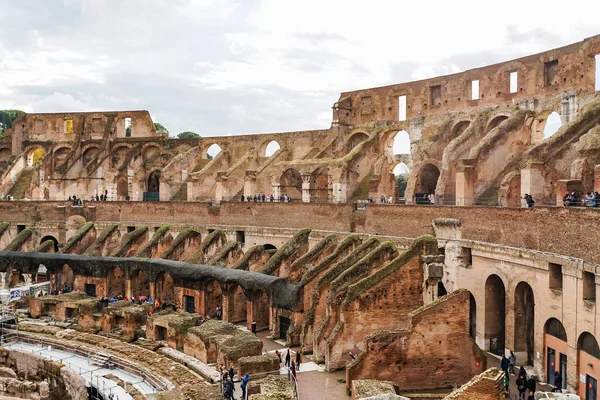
204,280,223,318
415,164,440,204
155,272,175,304
280,168,302,200
227,284,247,324
131,270,150,298
514,282,535,365
251,289,270,331
484,274,505,355
147,170,161,193
107,267,126,298
578,332,600,399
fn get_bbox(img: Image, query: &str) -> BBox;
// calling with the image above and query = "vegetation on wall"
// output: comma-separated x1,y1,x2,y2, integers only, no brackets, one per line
0,110,24,136
178,131,200,139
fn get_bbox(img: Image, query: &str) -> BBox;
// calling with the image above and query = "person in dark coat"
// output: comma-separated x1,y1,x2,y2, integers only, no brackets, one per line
251,320,257,335
553,371,562,392
516,374,527,399
526,375,536,396
295,351,301,371
285,349,291,367
228,366,234,381
501,355,509,374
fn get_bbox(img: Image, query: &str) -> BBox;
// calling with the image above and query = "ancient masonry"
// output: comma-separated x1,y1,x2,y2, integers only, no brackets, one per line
0,35,599,399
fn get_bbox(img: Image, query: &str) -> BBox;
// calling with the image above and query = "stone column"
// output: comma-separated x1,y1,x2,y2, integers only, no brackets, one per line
456,160,476,206
215,173,226,202
520,162,544,207
244,171,257,198
246,299,254,331
272,183,281,200
125,278,132,299
331,167,348,203
302,174,311,203
221,289,231,322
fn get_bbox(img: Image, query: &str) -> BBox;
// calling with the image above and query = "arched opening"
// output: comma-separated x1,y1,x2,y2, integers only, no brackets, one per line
155,272,175,304
543,111,562,140
485,274,505,355
310,167,330,202
251,289,270,331
142,145,160,163
437,281,447,298
578,332,600,399
147,170,161,193
392,130,410,155
117,178,128,200
415,163,440,204
279,168,302,200
487,115,509,131
56,264,74,291
264,141,281,158
26,147,46,167
393,163,410,200
263,244,277,251
544,318,567,389
346,132,369,153
469,292,476,340
40,236,59,253
81,147,98,166
227,284,247,324
204,280,223,318
35,265,48,283
206,144,222,160
131,270,150,298
514,282,535,365
107,267,125,299
451,121,471,138
52,147,70,170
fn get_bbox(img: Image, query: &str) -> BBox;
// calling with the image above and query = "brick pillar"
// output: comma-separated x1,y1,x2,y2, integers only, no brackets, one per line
199,289,207,317
302,174,311,203
456,160,476,206
221,289,231,322
246,299,254,331
124,278,132,299
520,162,544,208
149,281,156,301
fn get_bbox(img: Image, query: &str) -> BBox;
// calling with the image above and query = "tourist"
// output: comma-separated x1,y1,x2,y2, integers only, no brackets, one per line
251,320,256,335
269,194,274,202
285,349,291,367
295,351,301,371
380,195,385,204
526,375,536,395
552,371,562,392
240,194,244,202
224,377,234,400
241,373,249,399
508,351,516,375
275,350,281,363
519,366,526,379
228,366,234,381
500,355,509,375
388,196,393,204
290,361,296,380
516,374,527,399
262,194,266,202
216,306,222,320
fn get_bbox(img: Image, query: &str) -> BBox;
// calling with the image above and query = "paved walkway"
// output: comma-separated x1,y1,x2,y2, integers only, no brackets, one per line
486,353,553,397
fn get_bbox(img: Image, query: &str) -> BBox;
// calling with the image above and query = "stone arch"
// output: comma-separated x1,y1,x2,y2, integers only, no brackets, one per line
25,146,46,167
111,145,131,169
451,121,471,138
415,163,440,203
531,110,562,145
147,170,161,193
107,266,126,298
142,144,160,162
117,176,128,200
261,140,281,158
279,168,302,199
226,284,248,324
310,166,330,202
40,235,59,253
155,271,175,304
251,289,270,331
545,318,567,341
543,316,569,387
203,143,222,159
0,148,11,161
35,265,48,283
514,281,535,365
263,244,277,251
485,274,506,355
204,279,223,318
578,331,600,398
56,264,74,291
81,146,99,166
346,132,369,153
487,115,509,131
578,332,600,358
52,146,71,170
131,269,150,298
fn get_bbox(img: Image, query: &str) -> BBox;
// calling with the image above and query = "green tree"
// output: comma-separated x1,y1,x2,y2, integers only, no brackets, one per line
178,131,200,139
154,122,168,133
395,173,409,198
0,110,25,136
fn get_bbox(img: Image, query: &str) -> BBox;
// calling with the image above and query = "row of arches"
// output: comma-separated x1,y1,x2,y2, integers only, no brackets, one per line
201,140,282,160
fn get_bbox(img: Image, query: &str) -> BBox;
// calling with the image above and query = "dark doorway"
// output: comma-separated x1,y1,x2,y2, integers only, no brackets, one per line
280,316,291,340
437,281,447,298
514,282,535,365
185,295,195,314
84,284,96,297
156,326,167,341
587,375,597,400
469,292,476,340
547,347,556,386
146,170,161,199
485,274,506,355
560,353,567,390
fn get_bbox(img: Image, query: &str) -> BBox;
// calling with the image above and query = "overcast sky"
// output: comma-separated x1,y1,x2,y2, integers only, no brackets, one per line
1,0,599,138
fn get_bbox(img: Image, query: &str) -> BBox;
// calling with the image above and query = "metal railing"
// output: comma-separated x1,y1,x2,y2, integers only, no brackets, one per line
287,366,300,400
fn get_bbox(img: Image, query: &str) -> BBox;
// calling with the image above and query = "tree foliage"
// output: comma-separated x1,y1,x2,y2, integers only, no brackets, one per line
0,110,25,136
178,131,200,139
395,174,408,197
154,122,168,133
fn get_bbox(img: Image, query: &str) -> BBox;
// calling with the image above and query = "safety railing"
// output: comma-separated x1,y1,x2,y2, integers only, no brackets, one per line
287,366,300,400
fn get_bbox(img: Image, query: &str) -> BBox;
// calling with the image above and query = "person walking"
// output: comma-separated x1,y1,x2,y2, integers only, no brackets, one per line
216,306,222,320
251,320,257,335
501,355,509,375
290,361,297,380
553,371,562,392
295,351,301,371
526,375,536,398
516,374,527,400
241,373,249,399
508,351,516,375
285,349,291,367
228,366,234,381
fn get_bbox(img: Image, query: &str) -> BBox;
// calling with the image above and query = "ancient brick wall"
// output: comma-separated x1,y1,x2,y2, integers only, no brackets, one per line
347,290,486,392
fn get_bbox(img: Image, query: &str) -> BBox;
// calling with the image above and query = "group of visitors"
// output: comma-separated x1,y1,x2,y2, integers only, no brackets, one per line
501,352,562,399
68,195,84,206
274,348,301,380
219,365,249,400
240,193,292,202
563,191,600,207
49,285,72,296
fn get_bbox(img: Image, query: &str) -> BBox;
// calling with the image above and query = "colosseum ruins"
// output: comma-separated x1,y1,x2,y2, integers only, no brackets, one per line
0,34,599,400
